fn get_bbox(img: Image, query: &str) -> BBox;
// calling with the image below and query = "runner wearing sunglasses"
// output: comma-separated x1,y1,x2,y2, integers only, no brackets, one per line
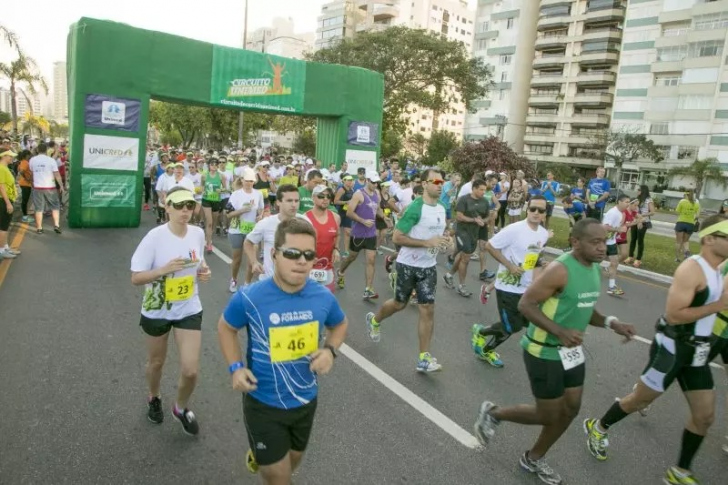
471,195,550,368
218,218,348,484
304,185,340,292
130,187,211,435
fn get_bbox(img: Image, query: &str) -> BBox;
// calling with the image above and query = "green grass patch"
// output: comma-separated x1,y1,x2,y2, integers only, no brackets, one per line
545,218,699,277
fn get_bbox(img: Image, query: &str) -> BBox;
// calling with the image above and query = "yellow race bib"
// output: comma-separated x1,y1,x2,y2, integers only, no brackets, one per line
165,275,194,302
240,221,255,234
522,253,539,271
269,321,319,363
260,189,269,198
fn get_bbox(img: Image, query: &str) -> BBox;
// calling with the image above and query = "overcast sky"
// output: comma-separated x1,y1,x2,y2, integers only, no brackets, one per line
2,0,478,86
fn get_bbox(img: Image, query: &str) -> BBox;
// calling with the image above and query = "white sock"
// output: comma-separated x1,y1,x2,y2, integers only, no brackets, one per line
609,279,615,287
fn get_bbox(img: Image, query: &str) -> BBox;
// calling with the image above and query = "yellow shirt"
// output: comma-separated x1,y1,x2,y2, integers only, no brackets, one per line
0,164,16,202
279,175,299,187
675,199,699,223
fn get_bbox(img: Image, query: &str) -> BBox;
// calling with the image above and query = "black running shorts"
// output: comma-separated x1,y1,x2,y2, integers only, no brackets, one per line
640,337,713,393
495,289,527,335
455,231,477,254
349,236,377,252
201,199,223,212
523,350,585,400
139,311,202,337
394,262,437,305
243,394,317,466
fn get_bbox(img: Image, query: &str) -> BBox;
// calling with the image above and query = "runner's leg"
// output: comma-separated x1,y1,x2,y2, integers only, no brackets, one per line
259,455,293,485
364,249,376,288
417,303,435,354
145,332,170,398
173,327,201,409
530,386,582,459
203,207,213,246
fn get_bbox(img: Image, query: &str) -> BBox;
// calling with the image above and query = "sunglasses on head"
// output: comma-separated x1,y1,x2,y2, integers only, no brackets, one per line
426,179,444,186
277,247,317,261
171,200,196,210
528,207,546,214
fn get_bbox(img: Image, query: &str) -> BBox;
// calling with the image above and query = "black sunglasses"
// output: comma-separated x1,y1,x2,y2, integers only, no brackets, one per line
528,207,546,214
277,247,317,261
171,201,196,210
316,194,331,199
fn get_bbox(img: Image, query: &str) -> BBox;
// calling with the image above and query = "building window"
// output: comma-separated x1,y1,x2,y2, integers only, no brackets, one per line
693,12,728,30
677,146,697,159
662,22,691,36
500,54,512,65
475,38,488,50
656,45,688,62
501,71,508,82
649,122,669,135
498,89,507,100
689,40,723,58
654,74,680,86
655,145,671,159
678,95,712,110
506,18,514,29
526,144,554,155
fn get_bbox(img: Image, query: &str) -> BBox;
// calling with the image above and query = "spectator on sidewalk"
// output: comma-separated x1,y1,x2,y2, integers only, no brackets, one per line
17,150,33,223
674,190,700,262
586,167,611,220
540,172,560,229
570,177,586,202
618,200,640,264
29,142,64,235
0,149,20,259
625,185,654,268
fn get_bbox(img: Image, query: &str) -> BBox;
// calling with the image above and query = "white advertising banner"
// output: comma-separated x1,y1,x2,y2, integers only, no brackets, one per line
344,149,377,174
83,134,139,171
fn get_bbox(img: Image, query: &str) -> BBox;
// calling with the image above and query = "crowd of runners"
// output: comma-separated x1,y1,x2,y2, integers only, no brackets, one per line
123,146,728,485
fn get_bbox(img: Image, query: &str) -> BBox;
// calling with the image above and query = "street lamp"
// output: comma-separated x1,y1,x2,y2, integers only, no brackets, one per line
237,0,249,150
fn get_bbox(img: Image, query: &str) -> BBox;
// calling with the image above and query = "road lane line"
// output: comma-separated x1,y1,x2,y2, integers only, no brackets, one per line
210,243,483,450
0,224,28,291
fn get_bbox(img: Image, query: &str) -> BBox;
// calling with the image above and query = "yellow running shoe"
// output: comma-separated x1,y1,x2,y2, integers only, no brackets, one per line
246,449,259,474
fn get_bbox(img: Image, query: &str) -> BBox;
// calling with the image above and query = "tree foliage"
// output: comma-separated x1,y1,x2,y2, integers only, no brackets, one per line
307,26,492,135
668,158,726,199
450,136,536,181
536,161,579,185
590,129,663,189
149,102,210,149
407,133,428,160
424,130,458,166
0,111,10,126
293,129,316,156
0,24,20,52
0,52,48,133
381,129,403,159
49,120,69,139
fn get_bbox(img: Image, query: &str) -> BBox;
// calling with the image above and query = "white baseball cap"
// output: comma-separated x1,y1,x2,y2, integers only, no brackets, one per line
366,171,381,183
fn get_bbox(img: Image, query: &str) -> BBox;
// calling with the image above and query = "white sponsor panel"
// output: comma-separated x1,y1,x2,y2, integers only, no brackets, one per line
345,149,377,174
83,134,139,171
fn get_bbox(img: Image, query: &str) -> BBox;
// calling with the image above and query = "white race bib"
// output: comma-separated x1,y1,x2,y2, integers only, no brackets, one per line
558,345,585,370
692,342,710,367
309,269,334,285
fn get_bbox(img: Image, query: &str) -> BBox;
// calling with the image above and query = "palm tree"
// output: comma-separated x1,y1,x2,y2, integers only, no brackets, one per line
0,24,21,52
0,53,48,133
668,157,726,199
19,112,50,138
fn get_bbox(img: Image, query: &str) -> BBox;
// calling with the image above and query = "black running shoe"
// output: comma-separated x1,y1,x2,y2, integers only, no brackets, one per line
147,396,164,424
479,270,496,281
384,255,394,274
54,226,62,234
173,407,200,436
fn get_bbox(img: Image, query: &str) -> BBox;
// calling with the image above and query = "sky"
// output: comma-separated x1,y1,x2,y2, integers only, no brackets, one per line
2,0,479,87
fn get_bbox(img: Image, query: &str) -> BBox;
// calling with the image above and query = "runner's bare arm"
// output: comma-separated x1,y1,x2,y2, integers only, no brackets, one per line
324,317,348,351
485,242,520,273
217,315,243,363
346,192,364,222
665,259,728,324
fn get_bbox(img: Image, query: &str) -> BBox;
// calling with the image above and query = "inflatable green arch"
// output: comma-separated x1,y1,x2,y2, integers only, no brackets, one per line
66,17,384,228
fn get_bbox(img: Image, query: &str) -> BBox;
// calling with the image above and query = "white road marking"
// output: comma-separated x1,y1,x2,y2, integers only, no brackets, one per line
210,243,482,450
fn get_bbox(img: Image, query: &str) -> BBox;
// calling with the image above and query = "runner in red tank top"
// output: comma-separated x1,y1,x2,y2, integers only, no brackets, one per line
305,185,341,291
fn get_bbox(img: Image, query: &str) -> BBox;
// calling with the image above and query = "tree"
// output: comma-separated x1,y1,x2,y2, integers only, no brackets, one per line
270,115,316,135
17,112,49,137
308,26,492,135
149,102,210,148
381,129,403,159
450,136,536,181
0,24,20,51
668,158,726,199
0,111,10,126
0,53,49,133
590,129,663,191
424,130,458,166
49,120,69,139
293,129,316,156
536,161,579,186
407,133,428,160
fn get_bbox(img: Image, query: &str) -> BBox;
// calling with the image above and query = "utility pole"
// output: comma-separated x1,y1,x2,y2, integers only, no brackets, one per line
237,0,249,149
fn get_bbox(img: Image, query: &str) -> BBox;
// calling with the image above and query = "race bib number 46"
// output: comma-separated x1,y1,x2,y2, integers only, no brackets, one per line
269,321,320,363
165,275,194,302
558,345,585,370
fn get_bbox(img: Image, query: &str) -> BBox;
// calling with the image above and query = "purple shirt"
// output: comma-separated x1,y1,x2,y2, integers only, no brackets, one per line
351,188,379,239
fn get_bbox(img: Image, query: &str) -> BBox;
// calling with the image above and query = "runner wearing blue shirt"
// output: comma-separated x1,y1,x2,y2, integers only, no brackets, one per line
586,167,611,220
540,172,560,230
218,218,348,482
571,178,586,202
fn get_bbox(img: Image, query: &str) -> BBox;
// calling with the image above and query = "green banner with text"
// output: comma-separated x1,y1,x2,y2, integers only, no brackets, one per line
210,46,306,113
80,174,137,208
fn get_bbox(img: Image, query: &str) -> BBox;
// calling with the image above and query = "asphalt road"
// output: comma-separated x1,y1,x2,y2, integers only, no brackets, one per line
0,213,726,485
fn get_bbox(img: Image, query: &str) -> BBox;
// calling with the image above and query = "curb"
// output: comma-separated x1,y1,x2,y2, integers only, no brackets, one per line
543,247,673,285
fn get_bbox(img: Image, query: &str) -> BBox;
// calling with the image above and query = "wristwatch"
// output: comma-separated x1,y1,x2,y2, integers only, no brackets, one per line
324,344,337,359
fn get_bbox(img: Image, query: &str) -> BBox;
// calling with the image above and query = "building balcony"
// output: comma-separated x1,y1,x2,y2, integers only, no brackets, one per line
531,73,566,87
537,15,572,31
570,112,610,125
541,0,573,6
578,51,619,65
529,94,563,107
575,70,616,85
535,35,569,50
373,5,398,21
524,133,558,144
581,27,623,43
526,113,561,124
651,60,684,73
533,54,568,69
534,154,603,167
572,92,614,106
583,7,625,25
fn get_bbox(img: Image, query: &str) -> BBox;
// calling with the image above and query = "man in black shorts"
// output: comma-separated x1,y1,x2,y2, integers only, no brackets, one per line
584,214,728,485
443,179,489,298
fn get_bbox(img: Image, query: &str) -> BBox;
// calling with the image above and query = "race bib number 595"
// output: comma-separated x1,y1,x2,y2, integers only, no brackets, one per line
558,345,585,371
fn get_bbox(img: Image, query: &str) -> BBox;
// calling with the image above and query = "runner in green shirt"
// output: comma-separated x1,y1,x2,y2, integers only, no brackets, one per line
473,218,636,485
297,169,323,214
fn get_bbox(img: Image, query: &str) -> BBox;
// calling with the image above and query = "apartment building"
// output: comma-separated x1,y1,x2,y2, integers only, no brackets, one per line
53,61,68,121
315,0,364,50
247,18,315,58
610,0,728,197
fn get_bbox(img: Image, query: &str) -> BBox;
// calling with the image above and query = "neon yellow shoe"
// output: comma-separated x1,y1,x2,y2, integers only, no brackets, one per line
664,467,700,484
246,449,259,474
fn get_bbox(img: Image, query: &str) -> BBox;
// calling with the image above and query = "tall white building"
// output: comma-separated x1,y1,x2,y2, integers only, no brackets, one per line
53,61,68,121
611,0,728,198
315,1,364,50
15,90,43,120
247,17,315,59
0,88,12,116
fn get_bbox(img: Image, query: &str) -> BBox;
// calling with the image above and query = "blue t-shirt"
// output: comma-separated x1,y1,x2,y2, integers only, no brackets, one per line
587,178,611,209
440,181,455,209
540,180,560,203
571,187,585,201
564,201,585,216
353,180,366,192
155,163,165,179
528,188,542,199
223,278,346,410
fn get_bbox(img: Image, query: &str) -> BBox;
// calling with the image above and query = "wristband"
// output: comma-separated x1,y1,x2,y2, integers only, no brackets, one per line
228,361,245,374
604,316,618,330
324,344,337,359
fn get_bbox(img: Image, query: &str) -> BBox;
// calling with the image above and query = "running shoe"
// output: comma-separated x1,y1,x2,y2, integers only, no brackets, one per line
445,255,454,272
607,286,624,296
479,284,490,304
633,260,642,268
416,352,442,372
478,350,504,368
366,312,381,342
173,406,200,436
0,249,16,259
21,215,33,223
480,270,496,281
722,436,728,455
229,279,238,293
519,451,562,485
342,251,350,258
147,396,164,424
246,449,259,474
473,400,499,447
457,284,472,297
377,248,383,256
143,204,150,211
384,255,394,274
206,244,213,254
470,253,480,261
36,228,43,234
388,270,397,292
583,418,608,461
471,324,487,355
337,274,345,289
54,226,62,234
623,257,634,265
363,288,379,300
5,247,20,256
663,466,700,485
443,272,454,289
215,227,221,236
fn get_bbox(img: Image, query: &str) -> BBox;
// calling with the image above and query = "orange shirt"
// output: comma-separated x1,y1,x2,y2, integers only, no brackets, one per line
18,159,32,188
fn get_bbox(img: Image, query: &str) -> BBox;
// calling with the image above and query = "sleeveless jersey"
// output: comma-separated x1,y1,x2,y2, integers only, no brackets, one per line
254,174,272,200
521,252,601,361
714,263,728,339
337,186,353,218
203,172,222,202
679,255,722,338
351,189,379,239
305,210,338,270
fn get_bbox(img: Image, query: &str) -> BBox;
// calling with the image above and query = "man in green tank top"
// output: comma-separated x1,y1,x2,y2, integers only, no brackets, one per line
473,218,636,485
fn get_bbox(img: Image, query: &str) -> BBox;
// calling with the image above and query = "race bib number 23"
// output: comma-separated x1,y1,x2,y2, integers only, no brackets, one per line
165,275,194,302
269,321,320,363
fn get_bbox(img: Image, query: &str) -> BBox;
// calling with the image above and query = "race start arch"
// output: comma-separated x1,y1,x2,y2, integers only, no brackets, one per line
66,17,384,228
